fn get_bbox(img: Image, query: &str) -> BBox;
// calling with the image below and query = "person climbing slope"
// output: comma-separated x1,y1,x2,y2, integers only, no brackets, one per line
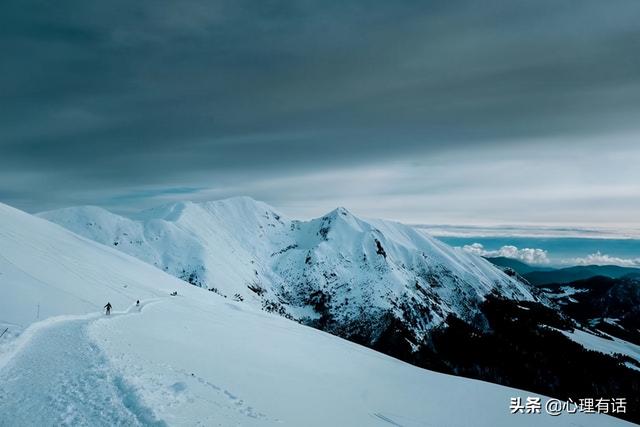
104,302,112,315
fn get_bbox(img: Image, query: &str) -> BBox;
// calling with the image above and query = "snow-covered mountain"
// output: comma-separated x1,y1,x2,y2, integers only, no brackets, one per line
2,202,624,426
40,197,536,347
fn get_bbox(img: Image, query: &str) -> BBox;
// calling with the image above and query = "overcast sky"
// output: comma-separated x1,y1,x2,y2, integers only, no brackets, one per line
2,0,639,226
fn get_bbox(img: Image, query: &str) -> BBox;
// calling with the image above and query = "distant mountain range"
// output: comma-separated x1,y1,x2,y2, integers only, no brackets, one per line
486,257,640,286
540,275,640,346
483,256,553,275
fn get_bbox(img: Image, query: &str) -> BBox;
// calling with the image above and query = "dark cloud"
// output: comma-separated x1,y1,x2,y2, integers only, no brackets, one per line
1,0,639,217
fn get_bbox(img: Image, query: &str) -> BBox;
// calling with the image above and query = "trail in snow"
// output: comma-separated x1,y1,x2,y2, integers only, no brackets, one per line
3,200,633,427
0,302,164,427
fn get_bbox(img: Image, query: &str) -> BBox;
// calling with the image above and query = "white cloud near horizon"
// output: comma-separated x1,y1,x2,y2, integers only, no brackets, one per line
463,243,640,268
567,251,640,267
461,243,551,265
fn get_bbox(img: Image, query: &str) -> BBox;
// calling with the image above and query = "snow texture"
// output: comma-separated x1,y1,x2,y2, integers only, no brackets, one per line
0,201,632,426
557,328,640,365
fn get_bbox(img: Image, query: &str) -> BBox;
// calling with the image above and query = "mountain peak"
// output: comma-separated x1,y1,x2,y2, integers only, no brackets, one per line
324,206,357,221
334,206,351,216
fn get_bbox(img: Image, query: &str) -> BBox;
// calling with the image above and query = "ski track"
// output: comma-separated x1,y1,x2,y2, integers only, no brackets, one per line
0,302,165,427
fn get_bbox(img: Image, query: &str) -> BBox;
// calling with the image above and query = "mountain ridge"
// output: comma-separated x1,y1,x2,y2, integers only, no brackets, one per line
7,200,597,426
39,197,536,347
485,256,640,286
5,199,640,424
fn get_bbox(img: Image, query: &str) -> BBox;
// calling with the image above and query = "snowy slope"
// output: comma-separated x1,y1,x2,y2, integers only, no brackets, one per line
0,203,184,330
40,197,536,345
0,202,629,426
39,198,291,299
557,329,640,368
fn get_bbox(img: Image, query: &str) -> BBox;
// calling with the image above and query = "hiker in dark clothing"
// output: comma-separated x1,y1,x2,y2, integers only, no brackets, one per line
136,300,140,307
104,302,112,315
